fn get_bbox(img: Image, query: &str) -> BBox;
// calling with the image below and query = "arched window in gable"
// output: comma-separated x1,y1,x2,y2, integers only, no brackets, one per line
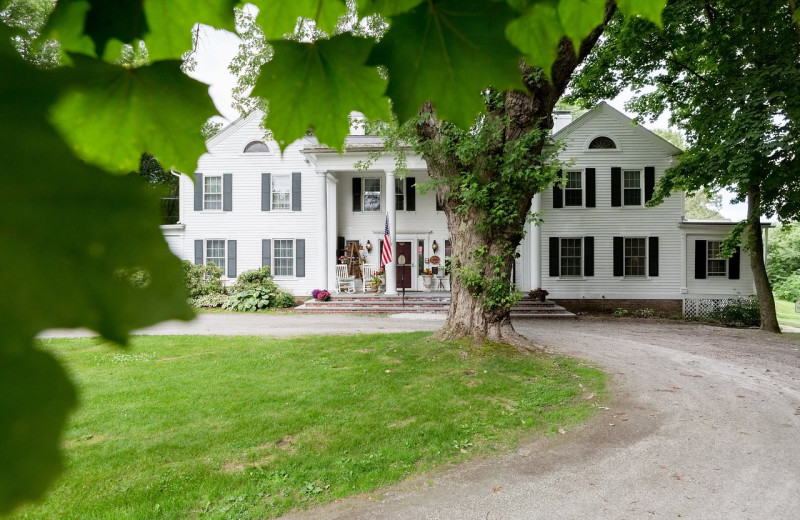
588,136,617,149
244,141,270,153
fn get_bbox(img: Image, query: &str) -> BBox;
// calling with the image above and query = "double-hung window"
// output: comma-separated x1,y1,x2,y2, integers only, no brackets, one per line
206,239,226,271
624,237,646,276
273,239,294,277
564,171,583,206
363,178,381,212
707,241,727,277
623,170,642,206
560,238,582,276
204,176,222,210
271,175,291,210
395,178,405,211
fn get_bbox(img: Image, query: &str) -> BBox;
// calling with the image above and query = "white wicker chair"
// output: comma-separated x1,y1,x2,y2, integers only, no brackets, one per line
336,264,355,293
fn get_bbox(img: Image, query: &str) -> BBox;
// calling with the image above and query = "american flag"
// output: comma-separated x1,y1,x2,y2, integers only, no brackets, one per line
381,213,393,267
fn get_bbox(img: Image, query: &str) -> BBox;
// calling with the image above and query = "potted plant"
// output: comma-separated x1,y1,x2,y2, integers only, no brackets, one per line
530,287,549,302
422,268,434,290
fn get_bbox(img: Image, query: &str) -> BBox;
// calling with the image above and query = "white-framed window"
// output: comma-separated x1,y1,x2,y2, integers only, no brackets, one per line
588,136,617,149
206,239,226,271
707,241,727,277
560,238,582,276
564,170,583,207
624,237,646,276
395,178,405,211
243,141,270,153
623,170,642,206
273,239,295,277
204,176,222,210
271,174,291,210
363,178,381,212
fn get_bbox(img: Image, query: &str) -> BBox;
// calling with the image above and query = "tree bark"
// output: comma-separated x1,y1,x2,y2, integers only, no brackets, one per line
416,3,617,350
746,184,780,333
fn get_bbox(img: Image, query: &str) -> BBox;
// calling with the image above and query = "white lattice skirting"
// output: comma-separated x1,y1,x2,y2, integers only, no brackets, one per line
683,297,756,319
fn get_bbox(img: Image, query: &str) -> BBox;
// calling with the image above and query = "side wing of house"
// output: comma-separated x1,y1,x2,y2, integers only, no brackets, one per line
173,111,323,295
535,102,685,311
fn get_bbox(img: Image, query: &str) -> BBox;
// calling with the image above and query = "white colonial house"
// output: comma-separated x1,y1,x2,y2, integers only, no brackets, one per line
161,102,768,315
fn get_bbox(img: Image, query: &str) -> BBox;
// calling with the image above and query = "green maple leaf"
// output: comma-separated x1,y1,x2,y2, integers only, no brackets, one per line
144,0,238,61
43,0,237,60
367,0,524,129
252,34,390,151
49,55,215,175
617,0,667,25
249,0,348,39
0,27,192,513
557,0,607,52
506,2,564,76
356,0,425,16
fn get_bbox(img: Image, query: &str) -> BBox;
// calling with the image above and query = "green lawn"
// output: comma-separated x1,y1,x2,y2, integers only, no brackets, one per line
776,299,800,328
15,333,605,519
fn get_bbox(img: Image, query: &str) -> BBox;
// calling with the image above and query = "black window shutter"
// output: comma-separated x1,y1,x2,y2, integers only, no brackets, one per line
296,239,306,277
584,236,594,276
292,172,302,211
227,240,237,278
553,170,563,208
223,173,232,211
406,177,416,211
729,246,741,279
194,173,203,211
379,239,384,264
261,173,271,211
262,239,271,269
644,166,655,203
648,236,659,277
352,177,362,212
585,168,596,208
549,237,560,277
337,236,345,260
194,240,203,265
695,240,707,279
611,167,622,207
613,236,624,276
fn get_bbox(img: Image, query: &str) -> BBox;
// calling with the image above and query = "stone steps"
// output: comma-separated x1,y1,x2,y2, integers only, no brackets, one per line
295,295,576,318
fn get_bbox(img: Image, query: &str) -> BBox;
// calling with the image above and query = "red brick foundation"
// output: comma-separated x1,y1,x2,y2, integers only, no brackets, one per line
552,299,683,315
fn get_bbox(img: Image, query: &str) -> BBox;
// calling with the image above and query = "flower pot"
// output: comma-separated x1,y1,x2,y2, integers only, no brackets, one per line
422,275,433,291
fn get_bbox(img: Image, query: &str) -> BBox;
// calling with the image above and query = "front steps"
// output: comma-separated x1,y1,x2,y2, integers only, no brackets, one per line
295,294,575,318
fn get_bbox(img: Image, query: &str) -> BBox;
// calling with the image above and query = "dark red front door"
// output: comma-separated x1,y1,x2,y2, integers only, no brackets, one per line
396,241,412,289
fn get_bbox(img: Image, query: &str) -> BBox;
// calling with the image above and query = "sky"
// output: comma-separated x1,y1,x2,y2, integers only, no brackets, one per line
185,22,749,221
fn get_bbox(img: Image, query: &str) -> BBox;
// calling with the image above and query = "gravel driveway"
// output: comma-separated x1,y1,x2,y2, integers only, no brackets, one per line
279,318,800,520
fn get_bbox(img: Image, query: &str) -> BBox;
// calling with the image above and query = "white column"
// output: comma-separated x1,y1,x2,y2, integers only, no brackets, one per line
530,193,542,290
327,174,338,289
680,230,688,293
384,169,398,295
316,170,328,290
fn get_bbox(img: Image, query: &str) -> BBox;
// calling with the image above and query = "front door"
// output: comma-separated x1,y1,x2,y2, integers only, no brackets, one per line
396,241,412,289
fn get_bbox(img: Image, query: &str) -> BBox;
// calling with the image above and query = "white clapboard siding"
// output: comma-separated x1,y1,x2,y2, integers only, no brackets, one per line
683,226,757,297
179,111,320,295
539,102,684,299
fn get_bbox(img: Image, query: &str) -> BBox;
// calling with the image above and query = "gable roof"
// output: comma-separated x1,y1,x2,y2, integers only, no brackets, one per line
553,101,683,156
204,109,264,150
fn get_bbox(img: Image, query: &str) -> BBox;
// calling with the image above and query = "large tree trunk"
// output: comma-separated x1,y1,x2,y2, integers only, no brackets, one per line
416,4,617,350
746,185,780,333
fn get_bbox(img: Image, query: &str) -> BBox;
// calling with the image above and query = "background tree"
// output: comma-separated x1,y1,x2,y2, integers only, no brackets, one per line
1,0,666,511
568,0,800,332
767,223,800,302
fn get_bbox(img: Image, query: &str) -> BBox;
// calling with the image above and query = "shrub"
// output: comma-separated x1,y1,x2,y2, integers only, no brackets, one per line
273,291,297,308
633,308,655,318
708,298,760,327
182,260,224,298
191,293,229,308
223,286,273,312
612,308,629,317
774,272,800,302
232,266,272,291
